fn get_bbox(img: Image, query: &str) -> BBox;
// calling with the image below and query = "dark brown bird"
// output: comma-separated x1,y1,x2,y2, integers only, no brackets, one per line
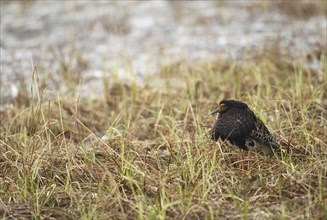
209,100,279,154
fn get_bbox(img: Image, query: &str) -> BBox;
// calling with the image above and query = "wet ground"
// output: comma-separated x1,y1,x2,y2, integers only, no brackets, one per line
1,1,326,103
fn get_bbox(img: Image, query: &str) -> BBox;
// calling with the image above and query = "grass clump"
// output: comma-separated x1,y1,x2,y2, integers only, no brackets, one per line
0,50,326,219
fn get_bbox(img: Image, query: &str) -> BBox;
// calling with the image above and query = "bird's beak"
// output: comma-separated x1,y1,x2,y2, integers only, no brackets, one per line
208,108,220,116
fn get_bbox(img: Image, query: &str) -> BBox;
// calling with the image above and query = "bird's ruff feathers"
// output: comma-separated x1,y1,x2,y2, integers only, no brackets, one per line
211,100,279,154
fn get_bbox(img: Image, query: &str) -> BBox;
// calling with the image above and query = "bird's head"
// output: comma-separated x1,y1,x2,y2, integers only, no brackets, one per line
208,99,248,115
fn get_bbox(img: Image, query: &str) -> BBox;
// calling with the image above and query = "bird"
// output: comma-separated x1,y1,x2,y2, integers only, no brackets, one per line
209,99,279,154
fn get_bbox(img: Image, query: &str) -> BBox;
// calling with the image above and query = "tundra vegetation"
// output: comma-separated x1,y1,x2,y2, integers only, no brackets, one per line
0,1,326,220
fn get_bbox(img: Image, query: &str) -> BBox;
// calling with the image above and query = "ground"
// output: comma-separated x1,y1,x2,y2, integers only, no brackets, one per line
1,49,326,219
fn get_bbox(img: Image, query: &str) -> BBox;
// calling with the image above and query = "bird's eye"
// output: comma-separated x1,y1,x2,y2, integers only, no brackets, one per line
218,103,227,111
219,103,226,108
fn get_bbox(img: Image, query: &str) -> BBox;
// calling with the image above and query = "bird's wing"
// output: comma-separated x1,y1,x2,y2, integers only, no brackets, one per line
219,108,257,140
250,117,279,148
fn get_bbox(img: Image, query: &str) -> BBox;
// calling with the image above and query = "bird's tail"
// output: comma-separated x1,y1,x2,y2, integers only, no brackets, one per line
270,140,280,149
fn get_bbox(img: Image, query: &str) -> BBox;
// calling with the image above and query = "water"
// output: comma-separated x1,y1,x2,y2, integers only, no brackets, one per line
1,1,326,103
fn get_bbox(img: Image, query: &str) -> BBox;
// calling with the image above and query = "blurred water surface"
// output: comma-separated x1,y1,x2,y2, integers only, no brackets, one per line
1,1,326,101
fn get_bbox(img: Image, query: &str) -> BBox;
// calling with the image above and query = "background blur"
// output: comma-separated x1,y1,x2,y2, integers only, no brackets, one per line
1,1,326,103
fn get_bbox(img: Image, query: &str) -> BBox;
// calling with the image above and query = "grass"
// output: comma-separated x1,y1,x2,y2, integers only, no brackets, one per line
0,48,326,219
